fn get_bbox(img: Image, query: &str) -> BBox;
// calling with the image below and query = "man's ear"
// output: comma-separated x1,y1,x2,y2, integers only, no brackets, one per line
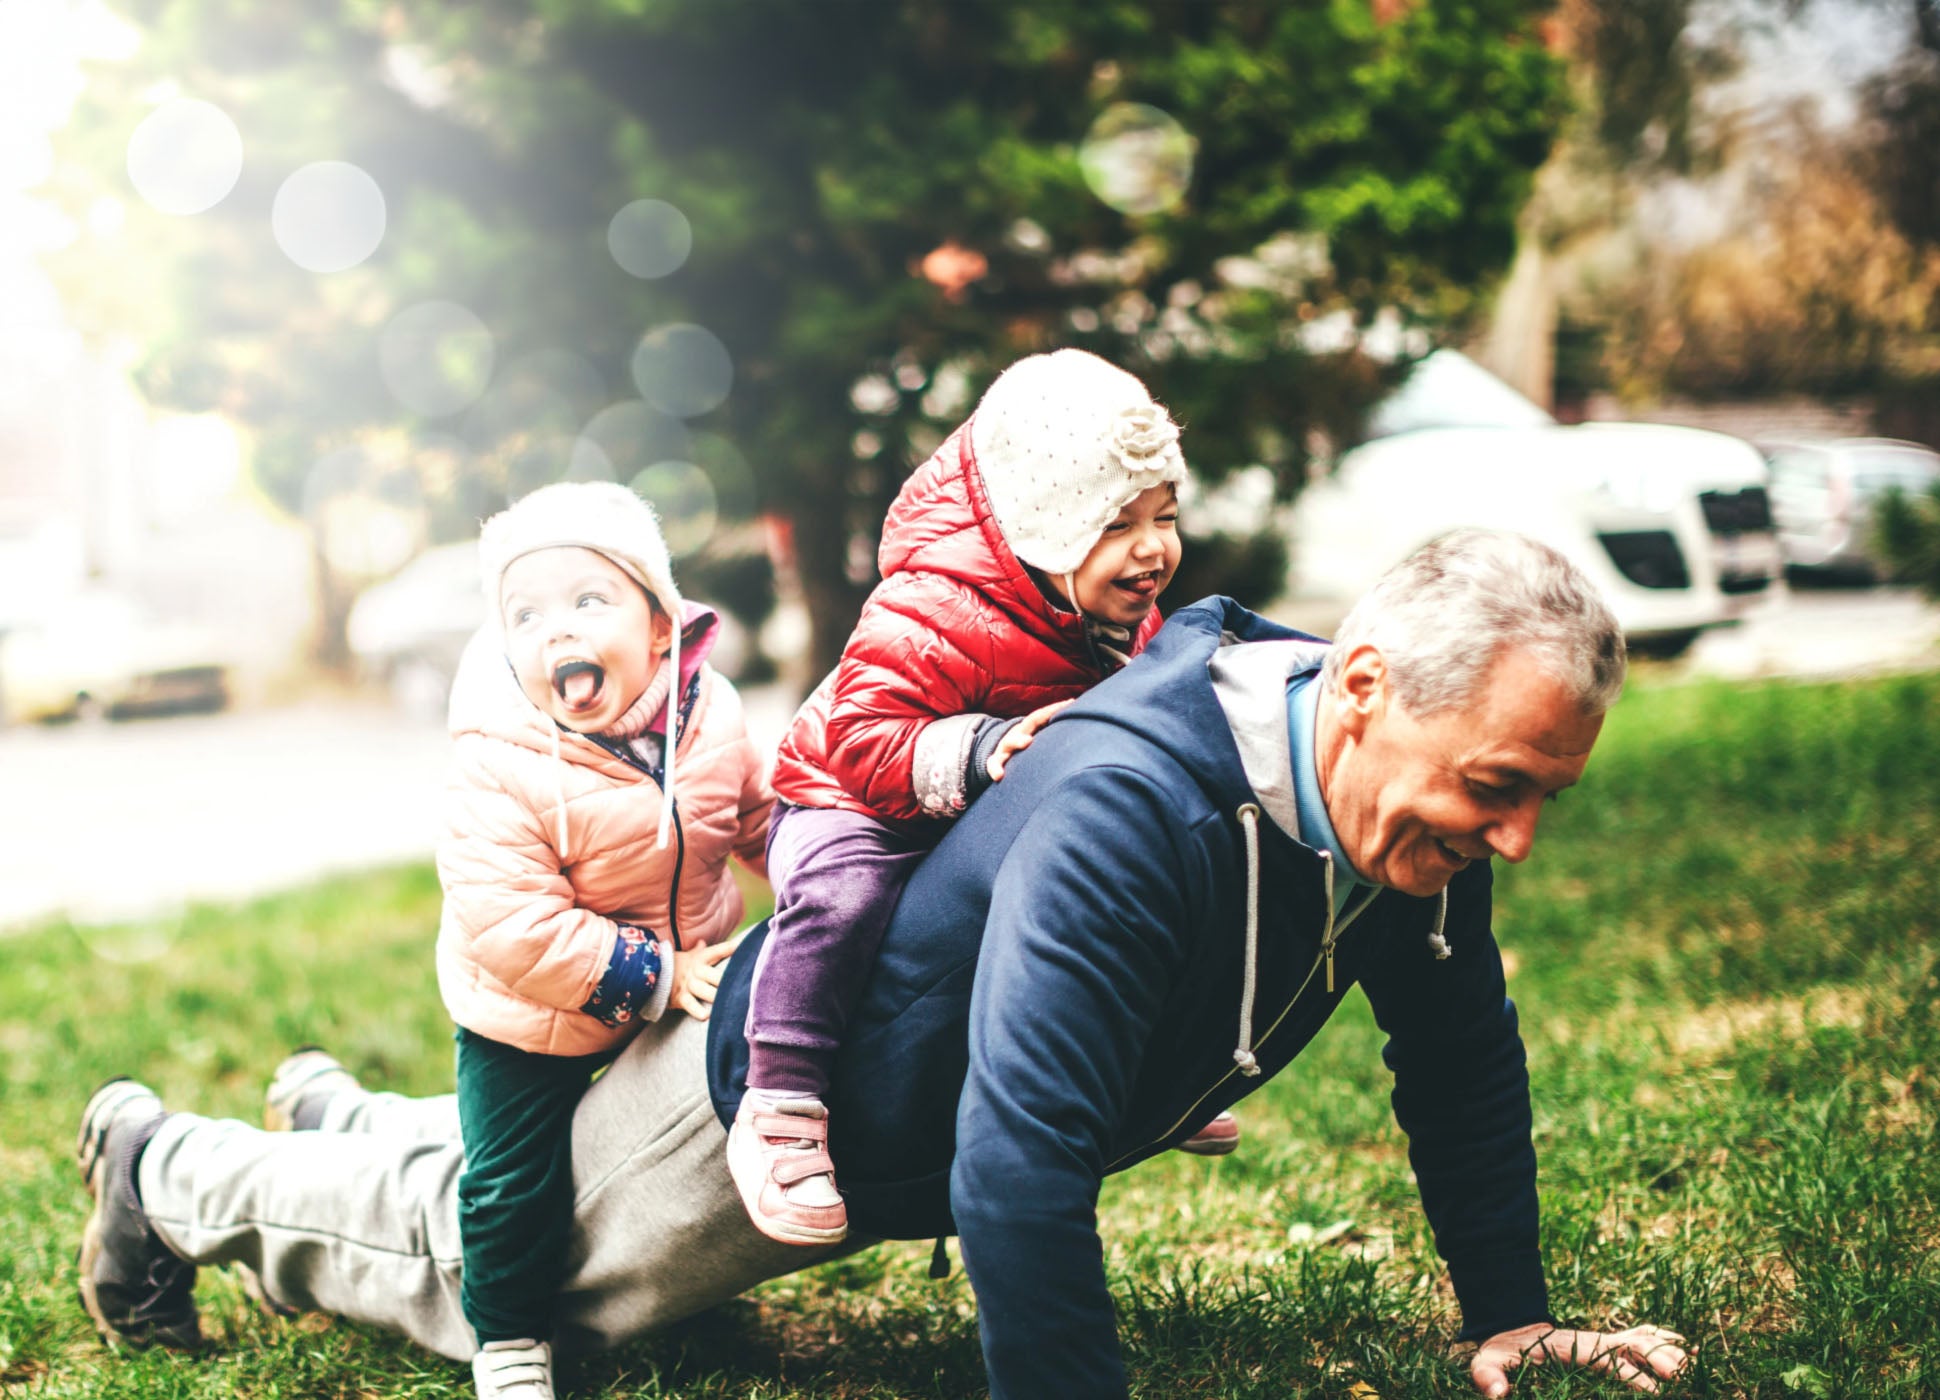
1333,643,1388,739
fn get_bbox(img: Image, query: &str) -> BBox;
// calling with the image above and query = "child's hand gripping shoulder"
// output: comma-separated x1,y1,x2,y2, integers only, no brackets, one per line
984,699,1073,782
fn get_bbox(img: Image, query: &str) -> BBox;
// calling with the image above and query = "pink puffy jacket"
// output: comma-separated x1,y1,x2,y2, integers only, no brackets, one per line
434,619,773,1058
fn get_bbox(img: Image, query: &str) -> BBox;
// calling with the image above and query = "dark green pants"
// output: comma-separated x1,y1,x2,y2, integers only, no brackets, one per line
454,1026,611,1345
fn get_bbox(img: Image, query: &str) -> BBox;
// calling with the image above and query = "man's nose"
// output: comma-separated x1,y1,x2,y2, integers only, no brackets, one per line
1485,797,1543,864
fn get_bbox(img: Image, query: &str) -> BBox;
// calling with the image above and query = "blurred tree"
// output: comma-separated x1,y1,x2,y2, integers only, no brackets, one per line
49,0,1568,679
1855,0,1940,446
1524,1,1940,421
1595,140,1940,397
1873,482,1940,596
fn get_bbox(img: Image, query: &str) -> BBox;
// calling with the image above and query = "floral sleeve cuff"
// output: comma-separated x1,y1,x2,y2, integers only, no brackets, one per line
912,712,1000,818
580,924,671,1027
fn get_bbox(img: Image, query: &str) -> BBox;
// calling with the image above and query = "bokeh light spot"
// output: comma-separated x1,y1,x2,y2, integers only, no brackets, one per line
465,380,577,454
272,161,387,272
1079,103,1195,216
506,349,606,417
577,401,692,483
630,323,732,418
503,438,582,502
149,414,242,527
564,436,617,483
68,896,186,966
304,445,423,579
607,199,693,279
687,431,760,519
125,99,242,215
629,461,717,558
380,301,496,418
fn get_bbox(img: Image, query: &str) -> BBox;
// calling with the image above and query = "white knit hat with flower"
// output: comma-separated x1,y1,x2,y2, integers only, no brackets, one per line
969,348,1189,577
479,480,687,850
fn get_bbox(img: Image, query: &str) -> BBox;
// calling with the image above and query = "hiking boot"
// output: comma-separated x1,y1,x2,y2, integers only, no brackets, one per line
1176,1109,1241,1157
263,1046,362,1132
472,1338,555,1400
726,1093,848,1246
75,1078,202,1350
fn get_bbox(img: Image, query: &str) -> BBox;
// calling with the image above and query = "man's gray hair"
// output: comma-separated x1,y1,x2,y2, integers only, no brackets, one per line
1320,529,1627,716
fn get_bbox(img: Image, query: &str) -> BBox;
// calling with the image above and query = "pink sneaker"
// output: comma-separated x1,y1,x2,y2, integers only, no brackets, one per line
727,1094,849,1245
1176,1109,1240,1157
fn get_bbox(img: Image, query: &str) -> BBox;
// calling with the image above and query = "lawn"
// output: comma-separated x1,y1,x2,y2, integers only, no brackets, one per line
2,670,1937,1398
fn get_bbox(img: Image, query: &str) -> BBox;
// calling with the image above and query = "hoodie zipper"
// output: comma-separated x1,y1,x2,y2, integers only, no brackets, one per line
586,731,686,949
1108,820,1378,1171
665,802,685,950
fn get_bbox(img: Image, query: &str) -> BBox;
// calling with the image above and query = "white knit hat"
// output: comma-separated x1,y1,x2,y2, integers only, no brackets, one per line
480,480,682,621
479,480,686,849
969,348,1188,576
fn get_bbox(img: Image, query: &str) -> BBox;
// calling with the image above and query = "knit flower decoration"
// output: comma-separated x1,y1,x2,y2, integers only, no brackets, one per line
1107,402,1182,472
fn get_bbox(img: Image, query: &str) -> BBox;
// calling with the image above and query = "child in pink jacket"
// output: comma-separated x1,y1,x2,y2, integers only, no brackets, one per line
434,481,771,1400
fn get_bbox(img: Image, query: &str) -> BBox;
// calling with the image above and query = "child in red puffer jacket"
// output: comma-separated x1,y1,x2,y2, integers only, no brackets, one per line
730,349,1234,1247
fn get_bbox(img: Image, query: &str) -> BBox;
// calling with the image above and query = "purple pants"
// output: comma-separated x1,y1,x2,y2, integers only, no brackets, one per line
745,802,934,1096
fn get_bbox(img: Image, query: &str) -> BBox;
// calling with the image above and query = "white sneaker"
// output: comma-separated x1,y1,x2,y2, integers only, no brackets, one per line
264,1046,363,1133
472,1339,554,1400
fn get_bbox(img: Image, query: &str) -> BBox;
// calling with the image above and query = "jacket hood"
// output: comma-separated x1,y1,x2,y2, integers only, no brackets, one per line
1055,595,1327,821
877,422,1091,655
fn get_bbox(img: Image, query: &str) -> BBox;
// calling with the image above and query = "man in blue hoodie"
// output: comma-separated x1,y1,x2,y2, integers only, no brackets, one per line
80,530,1687,1399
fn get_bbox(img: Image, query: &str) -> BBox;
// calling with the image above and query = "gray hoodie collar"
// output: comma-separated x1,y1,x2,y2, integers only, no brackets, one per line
1206,634,1329,842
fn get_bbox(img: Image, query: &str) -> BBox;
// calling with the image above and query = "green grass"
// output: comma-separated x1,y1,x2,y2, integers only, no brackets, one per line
3,671,1938,1397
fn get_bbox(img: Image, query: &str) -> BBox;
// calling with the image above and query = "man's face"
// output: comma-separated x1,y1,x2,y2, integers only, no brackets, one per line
1321,647,1603,896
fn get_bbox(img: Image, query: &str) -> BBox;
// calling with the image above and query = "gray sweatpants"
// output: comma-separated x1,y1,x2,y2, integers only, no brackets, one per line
138,1015,836,1360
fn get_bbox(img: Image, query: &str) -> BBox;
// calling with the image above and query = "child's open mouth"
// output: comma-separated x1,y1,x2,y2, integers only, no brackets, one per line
552,659,606,713
1112,570,1161,599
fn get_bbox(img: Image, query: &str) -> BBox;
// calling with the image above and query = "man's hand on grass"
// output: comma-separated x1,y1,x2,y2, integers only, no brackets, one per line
1470,1323,1689,1396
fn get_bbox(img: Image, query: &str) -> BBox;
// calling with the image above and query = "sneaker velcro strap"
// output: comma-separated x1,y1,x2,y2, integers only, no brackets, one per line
771,1150,836,1186
753,1112,827,1142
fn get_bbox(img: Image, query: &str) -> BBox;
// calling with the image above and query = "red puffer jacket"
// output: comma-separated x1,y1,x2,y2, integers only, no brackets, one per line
772,422,1161,826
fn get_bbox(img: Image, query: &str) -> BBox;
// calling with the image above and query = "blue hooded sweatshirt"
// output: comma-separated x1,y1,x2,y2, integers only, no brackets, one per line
711,597,1548,1398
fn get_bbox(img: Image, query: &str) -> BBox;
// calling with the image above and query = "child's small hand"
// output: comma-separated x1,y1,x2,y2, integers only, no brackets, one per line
670,936,739,1021
987,700,1073,782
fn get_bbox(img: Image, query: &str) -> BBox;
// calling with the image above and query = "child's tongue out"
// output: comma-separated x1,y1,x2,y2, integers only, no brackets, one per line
554,661,604,711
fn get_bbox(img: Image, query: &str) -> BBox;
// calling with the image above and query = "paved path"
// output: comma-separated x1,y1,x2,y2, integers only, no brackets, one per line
2,591,1932,934
0,701,453,934
1682,584,1940,681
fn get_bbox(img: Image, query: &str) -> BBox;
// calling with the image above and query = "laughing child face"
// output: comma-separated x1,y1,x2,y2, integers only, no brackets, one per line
499,546,671,733
1048,482,1182,626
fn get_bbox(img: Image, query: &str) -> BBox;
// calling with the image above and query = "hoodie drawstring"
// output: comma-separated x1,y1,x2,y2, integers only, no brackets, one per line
655,613,680,850
1232,804,1263,1077
551,721,569,863
1428,888,1450,959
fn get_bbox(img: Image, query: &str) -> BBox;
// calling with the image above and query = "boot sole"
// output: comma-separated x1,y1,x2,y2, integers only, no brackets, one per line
73,1078,198,1351
75,1078,136,1348
1174,1136,1239,1157
75,1204,123,1349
